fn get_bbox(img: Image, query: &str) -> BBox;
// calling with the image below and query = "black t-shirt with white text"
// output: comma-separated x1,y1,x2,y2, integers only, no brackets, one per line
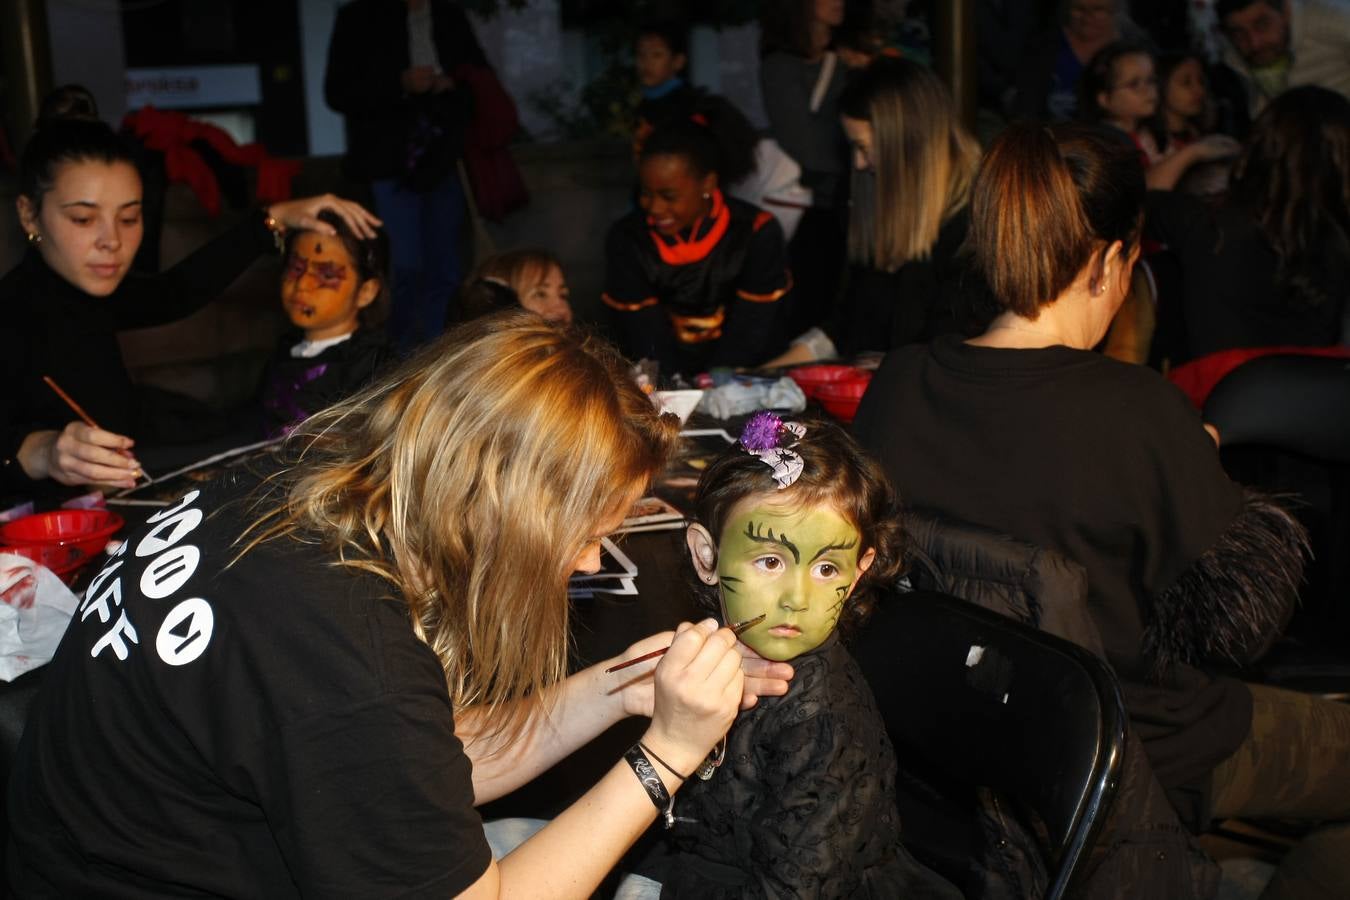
8,473,491,897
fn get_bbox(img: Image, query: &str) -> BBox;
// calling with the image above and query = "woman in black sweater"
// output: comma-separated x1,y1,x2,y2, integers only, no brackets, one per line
856,123,1350,900
2,118,378,494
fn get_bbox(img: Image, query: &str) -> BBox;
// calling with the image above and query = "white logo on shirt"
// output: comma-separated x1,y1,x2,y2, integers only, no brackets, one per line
155,598,214,666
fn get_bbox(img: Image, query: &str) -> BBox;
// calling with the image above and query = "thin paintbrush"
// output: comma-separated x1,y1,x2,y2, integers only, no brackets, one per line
605,613,767,673
42,375,153,482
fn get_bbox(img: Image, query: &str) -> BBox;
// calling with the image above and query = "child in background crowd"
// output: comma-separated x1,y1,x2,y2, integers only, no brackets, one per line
1080,42,1162,162
634,20,699,160
259,210,391,437
458,248,573,325
1152,51,1213,154
631,412,960,899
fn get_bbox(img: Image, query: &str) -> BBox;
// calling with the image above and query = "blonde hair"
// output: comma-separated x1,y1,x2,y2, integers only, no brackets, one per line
237,313,681,749
842,58,981,273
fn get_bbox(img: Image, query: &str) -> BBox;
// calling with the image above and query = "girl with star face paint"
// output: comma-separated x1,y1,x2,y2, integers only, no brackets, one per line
259,211,393,437
629,413,961,899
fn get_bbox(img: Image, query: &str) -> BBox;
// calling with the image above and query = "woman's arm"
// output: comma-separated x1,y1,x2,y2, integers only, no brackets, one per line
458,620,751,899
113,196,379,330
459,627,793,804
1145,135,1241,191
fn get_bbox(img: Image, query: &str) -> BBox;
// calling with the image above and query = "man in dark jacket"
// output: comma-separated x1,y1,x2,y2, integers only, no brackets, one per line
324,0,486,353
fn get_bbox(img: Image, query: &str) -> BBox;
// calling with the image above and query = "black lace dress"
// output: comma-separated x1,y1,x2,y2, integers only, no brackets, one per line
639,633,961,899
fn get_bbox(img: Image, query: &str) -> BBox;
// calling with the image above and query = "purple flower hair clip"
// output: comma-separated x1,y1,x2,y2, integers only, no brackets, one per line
739,411,807,489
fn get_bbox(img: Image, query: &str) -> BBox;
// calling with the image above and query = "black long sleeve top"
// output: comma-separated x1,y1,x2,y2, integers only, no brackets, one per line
642,634,962,900
0,210,276,493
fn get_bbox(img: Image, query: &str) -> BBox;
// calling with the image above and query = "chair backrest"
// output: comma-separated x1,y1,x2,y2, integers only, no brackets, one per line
854,590,1127,900
1204,353,1350,463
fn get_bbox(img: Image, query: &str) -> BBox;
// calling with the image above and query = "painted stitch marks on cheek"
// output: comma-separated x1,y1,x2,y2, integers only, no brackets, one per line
716,506,863,661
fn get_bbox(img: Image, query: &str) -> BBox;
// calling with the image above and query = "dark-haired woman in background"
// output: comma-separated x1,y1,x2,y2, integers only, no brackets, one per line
603,113,791,377
1146,85,1350,363
768,57,994,366
1,117,379,495
855,122,1350,899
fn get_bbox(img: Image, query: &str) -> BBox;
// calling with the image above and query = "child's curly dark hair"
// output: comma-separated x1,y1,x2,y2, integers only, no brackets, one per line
686,414,905,637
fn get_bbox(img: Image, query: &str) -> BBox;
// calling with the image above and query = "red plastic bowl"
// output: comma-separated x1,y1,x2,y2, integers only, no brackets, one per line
814,373,873,423
0,543,90,582
787,364,864,399
0,509,124,560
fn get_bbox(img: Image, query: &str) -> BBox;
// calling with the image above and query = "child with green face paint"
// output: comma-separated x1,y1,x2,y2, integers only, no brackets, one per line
632,413,960,899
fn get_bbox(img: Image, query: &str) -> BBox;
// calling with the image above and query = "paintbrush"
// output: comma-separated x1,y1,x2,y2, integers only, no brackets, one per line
42,375,153,482
605,613,767,674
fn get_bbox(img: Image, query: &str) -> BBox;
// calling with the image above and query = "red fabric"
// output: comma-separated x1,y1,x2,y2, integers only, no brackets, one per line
452,64,527,221
122,106,301,217
1168,345,1350,409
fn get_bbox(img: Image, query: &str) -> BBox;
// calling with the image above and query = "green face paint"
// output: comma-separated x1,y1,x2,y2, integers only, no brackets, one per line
715,500,864,661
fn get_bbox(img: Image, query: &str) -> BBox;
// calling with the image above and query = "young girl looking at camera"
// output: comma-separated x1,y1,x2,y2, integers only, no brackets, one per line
631,412,960,899
259,210,391,437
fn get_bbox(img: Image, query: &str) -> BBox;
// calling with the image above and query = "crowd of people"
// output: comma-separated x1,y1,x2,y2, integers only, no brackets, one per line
3,0,1350,898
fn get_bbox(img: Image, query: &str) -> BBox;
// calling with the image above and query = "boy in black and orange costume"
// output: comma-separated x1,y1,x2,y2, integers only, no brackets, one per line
604,115,792,377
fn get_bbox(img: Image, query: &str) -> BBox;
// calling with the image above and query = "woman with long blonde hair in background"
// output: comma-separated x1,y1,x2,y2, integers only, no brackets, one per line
771,56,995,366
10,313,793,898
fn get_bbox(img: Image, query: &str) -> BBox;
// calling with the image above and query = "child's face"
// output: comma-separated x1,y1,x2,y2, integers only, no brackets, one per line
694,496,874,662
518,263,573,325
636,35,685,88
1099,53,1158,126
1164,59,1207,121
281,232,378,341
639,154,716,236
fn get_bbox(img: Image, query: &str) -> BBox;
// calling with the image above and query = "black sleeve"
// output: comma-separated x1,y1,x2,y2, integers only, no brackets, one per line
110,210,275,330
713,215,791,368
602,223,669,362
324,4,409,117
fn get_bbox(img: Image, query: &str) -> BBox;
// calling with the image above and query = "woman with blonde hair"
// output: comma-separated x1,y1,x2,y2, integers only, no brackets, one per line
772,56,995,365
10,313,792,898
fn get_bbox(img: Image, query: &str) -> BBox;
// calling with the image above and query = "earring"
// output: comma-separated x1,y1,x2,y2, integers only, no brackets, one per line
702,574,716,584
26,232,41,245
701,192,710,200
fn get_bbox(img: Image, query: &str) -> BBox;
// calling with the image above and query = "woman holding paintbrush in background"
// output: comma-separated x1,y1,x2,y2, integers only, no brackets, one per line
1,115,378,496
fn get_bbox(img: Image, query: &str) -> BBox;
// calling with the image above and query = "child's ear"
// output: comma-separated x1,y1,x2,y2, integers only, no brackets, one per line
843,547,877,600
1097,90,1112,115
355,279,381,309
700,171,719,197
686,524,719,584
673,52,688,74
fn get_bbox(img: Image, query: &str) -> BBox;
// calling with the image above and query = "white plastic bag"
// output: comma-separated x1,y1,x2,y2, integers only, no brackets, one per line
0,553,80,681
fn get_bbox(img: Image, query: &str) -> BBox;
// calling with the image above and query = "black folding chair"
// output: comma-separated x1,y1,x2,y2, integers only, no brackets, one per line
854,590,1127,900
1204,353,1350,463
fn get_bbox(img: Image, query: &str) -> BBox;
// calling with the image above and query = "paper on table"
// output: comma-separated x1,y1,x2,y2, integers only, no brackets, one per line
0,553,80,681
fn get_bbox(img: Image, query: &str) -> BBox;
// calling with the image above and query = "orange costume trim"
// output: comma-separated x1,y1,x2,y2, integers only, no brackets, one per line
737,271,794,304
669,308,726,344
648,190,731,266
602,294,660,312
